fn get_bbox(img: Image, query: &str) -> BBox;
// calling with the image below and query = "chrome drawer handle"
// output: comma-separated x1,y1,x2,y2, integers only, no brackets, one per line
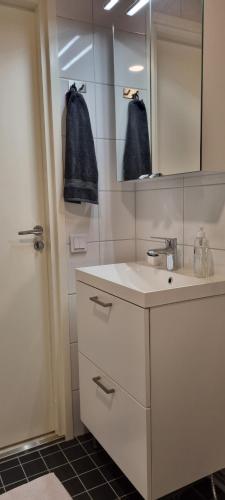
92,376,115,395
89,296,112,308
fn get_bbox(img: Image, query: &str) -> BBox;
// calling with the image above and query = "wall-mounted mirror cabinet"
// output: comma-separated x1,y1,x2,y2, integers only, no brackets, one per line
151,0,203,176
112,0,204,181
94,1,225,181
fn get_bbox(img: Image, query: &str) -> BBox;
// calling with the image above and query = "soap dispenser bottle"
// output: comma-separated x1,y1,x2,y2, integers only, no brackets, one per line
193,227,209,278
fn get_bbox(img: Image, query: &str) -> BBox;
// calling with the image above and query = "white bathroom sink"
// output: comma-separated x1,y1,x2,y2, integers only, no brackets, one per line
76,262,225,307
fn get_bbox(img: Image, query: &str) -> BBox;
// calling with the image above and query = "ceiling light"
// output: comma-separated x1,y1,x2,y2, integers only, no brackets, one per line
127,0,149,16
62,44,93,71
104,0,120,11
129,64,144,72
58,36,80,58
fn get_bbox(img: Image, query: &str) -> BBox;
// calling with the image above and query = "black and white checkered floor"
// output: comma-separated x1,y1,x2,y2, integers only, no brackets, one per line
0,433,224,499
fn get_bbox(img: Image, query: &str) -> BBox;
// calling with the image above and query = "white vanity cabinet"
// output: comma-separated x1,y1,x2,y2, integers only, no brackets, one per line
76,264,225,500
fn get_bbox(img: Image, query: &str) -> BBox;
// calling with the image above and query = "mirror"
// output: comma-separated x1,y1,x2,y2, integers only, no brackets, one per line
113,3,152,181
114,0,203,181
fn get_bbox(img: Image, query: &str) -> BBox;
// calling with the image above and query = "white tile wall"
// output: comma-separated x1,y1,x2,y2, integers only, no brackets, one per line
68,294,77,343
67,243,100,294
94,26,114,85
56,5,136,437
70,342,79,391
65,202,99,244
184,185,225,249
57,18,95,81
136,173,225,273
99,191,135,241
95,84,116,139
72,390,86,436
100,239,135,265
136,188,183,243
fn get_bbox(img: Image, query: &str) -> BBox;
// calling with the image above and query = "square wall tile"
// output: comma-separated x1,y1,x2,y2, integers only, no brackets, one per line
57,18,94,81
56,0,92,23
114,30,147,88
72,390,86,437
94,26,114,85
99,191,135,241
60,79,96,137
100,240,135,264
95,84,115,139
68,294,77,343
67,242,100,294
65,202,99,243
136,188,183,243
70,343,79,391
184,185,225,249
96,139,134,191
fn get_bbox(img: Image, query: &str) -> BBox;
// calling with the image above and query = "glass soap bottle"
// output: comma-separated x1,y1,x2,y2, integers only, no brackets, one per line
193,227,209,278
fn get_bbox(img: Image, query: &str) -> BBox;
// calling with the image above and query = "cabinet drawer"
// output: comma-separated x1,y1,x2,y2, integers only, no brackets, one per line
77,281,150,406
79,353,150,499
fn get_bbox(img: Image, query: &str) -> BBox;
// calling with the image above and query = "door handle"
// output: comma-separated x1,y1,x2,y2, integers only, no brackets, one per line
92,376,115,395
18,225,43,236
89,296,112,308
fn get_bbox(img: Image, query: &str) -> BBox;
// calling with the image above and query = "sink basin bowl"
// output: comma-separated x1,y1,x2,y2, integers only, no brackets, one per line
76,262,225,308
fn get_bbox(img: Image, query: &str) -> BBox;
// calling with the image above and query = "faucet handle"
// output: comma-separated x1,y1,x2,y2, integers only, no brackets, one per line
150,236,177,248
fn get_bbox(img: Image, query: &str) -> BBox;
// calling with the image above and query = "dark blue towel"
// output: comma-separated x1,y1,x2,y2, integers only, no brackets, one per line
64,86,98,204
123,98,151,181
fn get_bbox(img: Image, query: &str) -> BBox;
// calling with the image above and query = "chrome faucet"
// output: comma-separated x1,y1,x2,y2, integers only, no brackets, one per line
147,237,178,271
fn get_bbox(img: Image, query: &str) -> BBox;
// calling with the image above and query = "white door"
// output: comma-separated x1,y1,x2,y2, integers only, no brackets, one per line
0,3,54,448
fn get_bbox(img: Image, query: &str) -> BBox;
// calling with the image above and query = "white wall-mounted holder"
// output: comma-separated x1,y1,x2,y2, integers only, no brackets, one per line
68,80,87,93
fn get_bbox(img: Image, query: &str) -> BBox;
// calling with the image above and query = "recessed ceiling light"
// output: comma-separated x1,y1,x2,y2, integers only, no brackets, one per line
129,64,144,72
127,0,149,16
104,0,120,11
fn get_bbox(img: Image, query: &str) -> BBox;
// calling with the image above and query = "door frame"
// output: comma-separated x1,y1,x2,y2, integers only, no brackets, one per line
0,0,73,440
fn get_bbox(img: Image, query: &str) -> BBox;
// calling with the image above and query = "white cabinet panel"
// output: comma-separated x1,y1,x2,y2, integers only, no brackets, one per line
79,353,150,499
77,281,150,406
151,296,225,498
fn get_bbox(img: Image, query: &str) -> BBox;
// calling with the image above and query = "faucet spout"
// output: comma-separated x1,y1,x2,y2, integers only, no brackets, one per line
147,237,178,271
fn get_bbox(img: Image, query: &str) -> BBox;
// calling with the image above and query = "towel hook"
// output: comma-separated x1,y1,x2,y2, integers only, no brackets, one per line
132,90,139,100
123,87,139,99
68,80,87,94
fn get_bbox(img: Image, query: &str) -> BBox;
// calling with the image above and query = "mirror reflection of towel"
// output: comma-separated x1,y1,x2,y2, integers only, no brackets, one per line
64,87,98,204
123,98,151,181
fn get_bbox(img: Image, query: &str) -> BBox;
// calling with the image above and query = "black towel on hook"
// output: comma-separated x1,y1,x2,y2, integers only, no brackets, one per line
64,85,98,204
123,97,152,181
